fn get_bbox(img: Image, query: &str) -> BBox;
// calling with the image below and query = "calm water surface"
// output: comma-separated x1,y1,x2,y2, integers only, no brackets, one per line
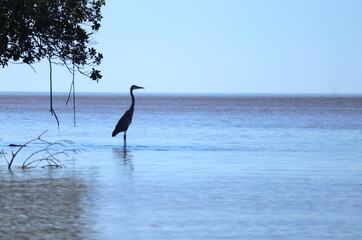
1,93,362,239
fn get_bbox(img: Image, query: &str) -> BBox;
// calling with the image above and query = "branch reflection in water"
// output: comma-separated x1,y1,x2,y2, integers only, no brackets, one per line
0,170,94,239
112,147,134,171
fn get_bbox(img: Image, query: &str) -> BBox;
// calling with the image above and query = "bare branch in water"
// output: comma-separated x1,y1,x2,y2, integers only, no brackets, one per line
1,131,81,169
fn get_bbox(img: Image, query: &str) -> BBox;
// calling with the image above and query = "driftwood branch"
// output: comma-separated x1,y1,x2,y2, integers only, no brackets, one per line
7,130,48,169
1,131,82,169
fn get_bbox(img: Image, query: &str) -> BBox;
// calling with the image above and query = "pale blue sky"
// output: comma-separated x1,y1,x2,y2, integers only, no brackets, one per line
1,0,362,93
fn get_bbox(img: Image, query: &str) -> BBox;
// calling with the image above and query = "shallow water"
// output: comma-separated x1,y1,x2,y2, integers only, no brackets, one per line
1,93,362,239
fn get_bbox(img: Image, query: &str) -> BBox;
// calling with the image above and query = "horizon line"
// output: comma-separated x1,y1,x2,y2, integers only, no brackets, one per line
1,91,362,97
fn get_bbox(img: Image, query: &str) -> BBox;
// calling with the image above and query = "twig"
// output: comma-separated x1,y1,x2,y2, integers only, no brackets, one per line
8,131,48,169
2,130,81,169
28,64,37,73
1,149,9,165
22,148,48,166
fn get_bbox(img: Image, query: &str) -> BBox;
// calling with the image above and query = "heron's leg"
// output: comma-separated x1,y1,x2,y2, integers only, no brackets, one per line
123,131,127,148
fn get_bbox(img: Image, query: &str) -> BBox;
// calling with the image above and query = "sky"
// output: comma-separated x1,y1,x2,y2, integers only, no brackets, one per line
1,0,362,94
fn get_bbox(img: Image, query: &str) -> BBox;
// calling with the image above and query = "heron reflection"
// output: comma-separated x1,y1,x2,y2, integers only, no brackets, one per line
112,147,133,171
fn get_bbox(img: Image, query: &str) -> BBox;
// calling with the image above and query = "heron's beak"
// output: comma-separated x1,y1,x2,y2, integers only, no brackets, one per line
136,86,144,89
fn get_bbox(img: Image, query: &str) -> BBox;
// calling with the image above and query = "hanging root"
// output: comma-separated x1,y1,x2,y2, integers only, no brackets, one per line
48,57,60,129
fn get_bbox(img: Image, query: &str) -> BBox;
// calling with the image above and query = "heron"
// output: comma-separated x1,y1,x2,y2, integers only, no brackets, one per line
112,85,144,147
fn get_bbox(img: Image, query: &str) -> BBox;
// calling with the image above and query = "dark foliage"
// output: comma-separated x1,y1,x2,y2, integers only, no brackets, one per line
0,0,105,81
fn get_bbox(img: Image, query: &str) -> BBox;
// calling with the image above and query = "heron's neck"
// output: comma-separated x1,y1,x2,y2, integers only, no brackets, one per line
130,89,135,110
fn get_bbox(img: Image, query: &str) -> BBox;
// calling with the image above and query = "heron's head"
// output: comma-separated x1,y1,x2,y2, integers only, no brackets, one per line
131,85,144,90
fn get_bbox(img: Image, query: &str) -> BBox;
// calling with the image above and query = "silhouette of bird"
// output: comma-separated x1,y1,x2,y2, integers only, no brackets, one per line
112,85,144,147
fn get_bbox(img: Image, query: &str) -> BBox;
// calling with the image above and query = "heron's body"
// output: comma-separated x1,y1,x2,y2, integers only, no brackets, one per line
112,108,133,136
112,85,144,147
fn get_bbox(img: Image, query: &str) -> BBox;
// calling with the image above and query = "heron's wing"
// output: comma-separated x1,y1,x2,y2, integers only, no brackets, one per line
119,109,133,127
112,109,133,136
